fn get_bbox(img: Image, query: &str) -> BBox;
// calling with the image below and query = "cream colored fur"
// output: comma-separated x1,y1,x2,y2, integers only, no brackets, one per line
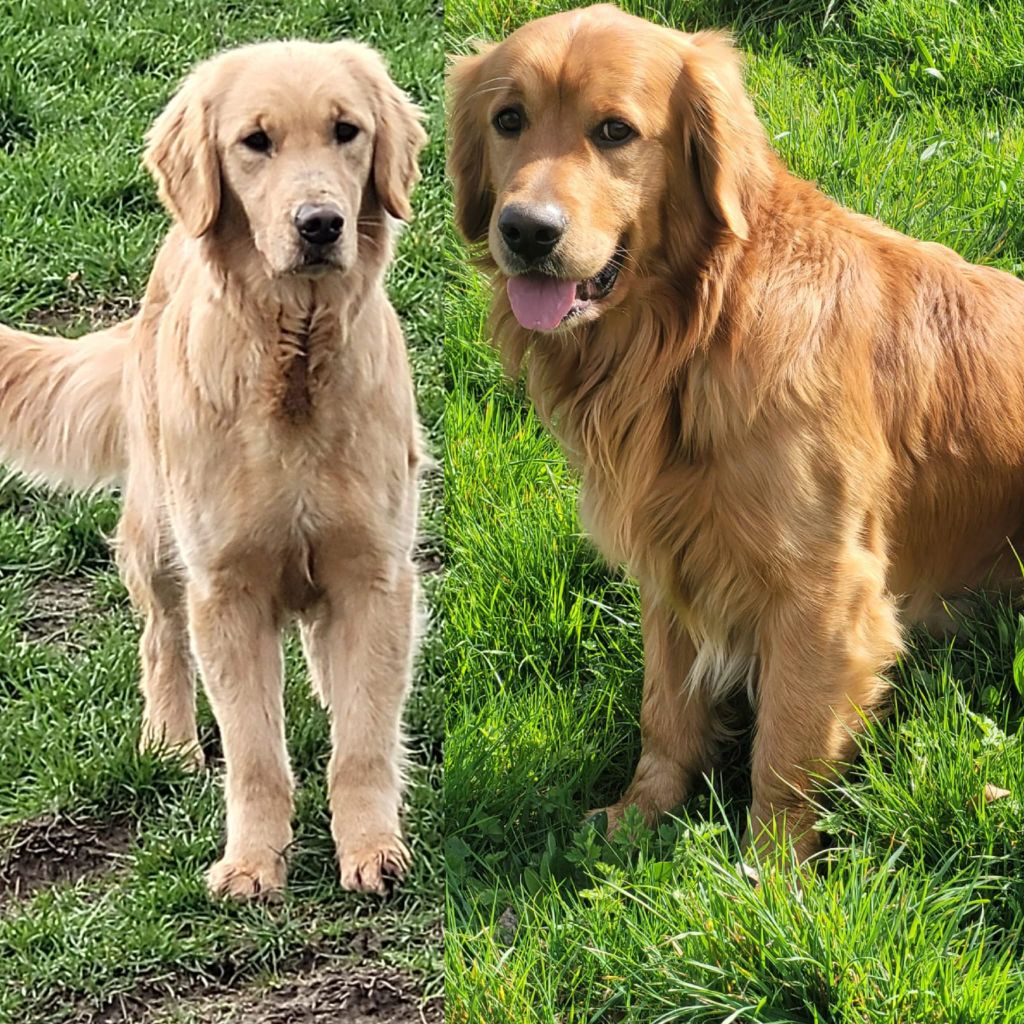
0,39,427,899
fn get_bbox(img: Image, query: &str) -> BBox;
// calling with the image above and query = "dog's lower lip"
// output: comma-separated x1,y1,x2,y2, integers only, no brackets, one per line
562,244,626,321
295,253,340,275
576,247,624,302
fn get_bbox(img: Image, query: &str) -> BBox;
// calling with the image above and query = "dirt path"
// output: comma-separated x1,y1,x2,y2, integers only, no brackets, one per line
0,815,133,907
150,964,443,1024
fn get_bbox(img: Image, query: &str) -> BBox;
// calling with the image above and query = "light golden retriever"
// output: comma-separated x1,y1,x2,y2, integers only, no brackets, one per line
0,40,427,898
448,4,1024,863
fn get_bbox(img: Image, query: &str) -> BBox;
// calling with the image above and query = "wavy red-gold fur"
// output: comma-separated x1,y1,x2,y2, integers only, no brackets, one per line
448,4,1024,860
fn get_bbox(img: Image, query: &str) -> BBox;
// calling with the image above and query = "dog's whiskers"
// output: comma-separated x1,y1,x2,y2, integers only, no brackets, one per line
467,85,516,100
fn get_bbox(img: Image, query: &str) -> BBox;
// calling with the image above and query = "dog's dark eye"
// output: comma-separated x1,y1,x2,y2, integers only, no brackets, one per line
241,130,272,153
595,119,636,147
335,121,359,143
493,107,523,135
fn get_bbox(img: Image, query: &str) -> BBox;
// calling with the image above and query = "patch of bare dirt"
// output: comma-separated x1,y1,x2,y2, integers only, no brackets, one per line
76,980,189,1024
21,576,98,645
23,289,138,334
414,538,444,576
0,814,133,906
150,964,442,1024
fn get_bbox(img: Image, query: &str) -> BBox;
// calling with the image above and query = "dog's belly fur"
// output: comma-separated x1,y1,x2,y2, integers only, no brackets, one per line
890,464,1024,630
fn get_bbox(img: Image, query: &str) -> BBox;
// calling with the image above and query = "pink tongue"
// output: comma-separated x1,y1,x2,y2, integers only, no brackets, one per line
507,276,578,331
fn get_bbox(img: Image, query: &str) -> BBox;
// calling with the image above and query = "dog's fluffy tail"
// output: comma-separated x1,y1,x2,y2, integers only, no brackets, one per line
0,319,130,489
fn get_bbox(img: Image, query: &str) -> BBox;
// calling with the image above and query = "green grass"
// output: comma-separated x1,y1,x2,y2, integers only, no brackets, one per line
0,1,443,1020
444,1,1024,1020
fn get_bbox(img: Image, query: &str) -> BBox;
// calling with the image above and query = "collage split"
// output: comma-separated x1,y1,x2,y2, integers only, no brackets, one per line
2,0,1024,1021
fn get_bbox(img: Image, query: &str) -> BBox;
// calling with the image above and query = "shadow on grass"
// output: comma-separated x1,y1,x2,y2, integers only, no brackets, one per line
450,584,1024,945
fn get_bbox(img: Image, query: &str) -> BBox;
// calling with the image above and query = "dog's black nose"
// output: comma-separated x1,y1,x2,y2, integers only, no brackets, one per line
295,203,344,245
498,203,565,262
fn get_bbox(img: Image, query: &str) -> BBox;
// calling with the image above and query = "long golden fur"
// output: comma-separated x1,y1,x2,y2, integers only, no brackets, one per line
447,4,1024,861
0,40,427,898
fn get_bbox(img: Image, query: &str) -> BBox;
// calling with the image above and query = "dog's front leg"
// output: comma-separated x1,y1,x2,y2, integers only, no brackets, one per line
187,574,293,899
303,551,417,895
596,590,718,831
749,583,900,865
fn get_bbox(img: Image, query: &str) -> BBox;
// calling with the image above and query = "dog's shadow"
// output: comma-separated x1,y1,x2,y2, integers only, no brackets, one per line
487,591,1024,905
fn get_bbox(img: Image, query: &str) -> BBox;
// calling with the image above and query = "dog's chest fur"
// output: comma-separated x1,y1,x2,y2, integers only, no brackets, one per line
172,284,360,436
264,303,343,424
158,291,385,567
527,337,797,694
576,418,763,636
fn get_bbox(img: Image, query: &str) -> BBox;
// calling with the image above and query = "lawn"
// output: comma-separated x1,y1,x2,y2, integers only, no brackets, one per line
444,1,1024,1020
0,2,443,1021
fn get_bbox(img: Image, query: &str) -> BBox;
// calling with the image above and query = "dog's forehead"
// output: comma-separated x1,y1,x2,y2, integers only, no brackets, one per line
214,46,375,125
493,13,682,115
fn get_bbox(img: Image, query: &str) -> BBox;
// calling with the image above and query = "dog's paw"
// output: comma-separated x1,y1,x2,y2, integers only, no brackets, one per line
585,803,642,840
338,834,410,895
582,805,614,834
174,741,207,772
585,800,657,836
585,803,620,825
206,853,286,901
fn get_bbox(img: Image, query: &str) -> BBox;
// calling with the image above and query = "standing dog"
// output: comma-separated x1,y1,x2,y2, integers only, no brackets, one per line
0,40,427,898
448,4,1024,861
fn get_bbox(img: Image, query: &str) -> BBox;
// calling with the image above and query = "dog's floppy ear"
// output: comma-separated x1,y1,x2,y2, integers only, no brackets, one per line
372,79,427,222
144,63,221,238
346,45,427,222
673,32,766,241
373,84,427,222
446,47,494,244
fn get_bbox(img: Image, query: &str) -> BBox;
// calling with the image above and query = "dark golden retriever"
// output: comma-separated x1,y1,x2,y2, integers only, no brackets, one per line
448,3,1024,862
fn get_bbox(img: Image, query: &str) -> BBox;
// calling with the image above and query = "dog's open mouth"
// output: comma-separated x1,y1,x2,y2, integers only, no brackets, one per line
302,250,333,268
506,245,625,331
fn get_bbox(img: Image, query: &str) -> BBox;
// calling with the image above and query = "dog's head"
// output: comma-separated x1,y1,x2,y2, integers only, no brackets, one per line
447,4,771,333
144,40,426,277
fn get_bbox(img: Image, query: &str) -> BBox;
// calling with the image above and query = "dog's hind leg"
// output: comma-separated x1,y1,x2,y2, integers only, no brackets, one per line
116,502,201,768
301,544,418,895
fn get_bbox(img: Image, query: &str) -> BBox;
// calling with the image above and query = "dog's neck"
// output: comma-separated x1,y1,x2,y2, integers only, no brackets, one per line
485,215,765,525
187,210,393,423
